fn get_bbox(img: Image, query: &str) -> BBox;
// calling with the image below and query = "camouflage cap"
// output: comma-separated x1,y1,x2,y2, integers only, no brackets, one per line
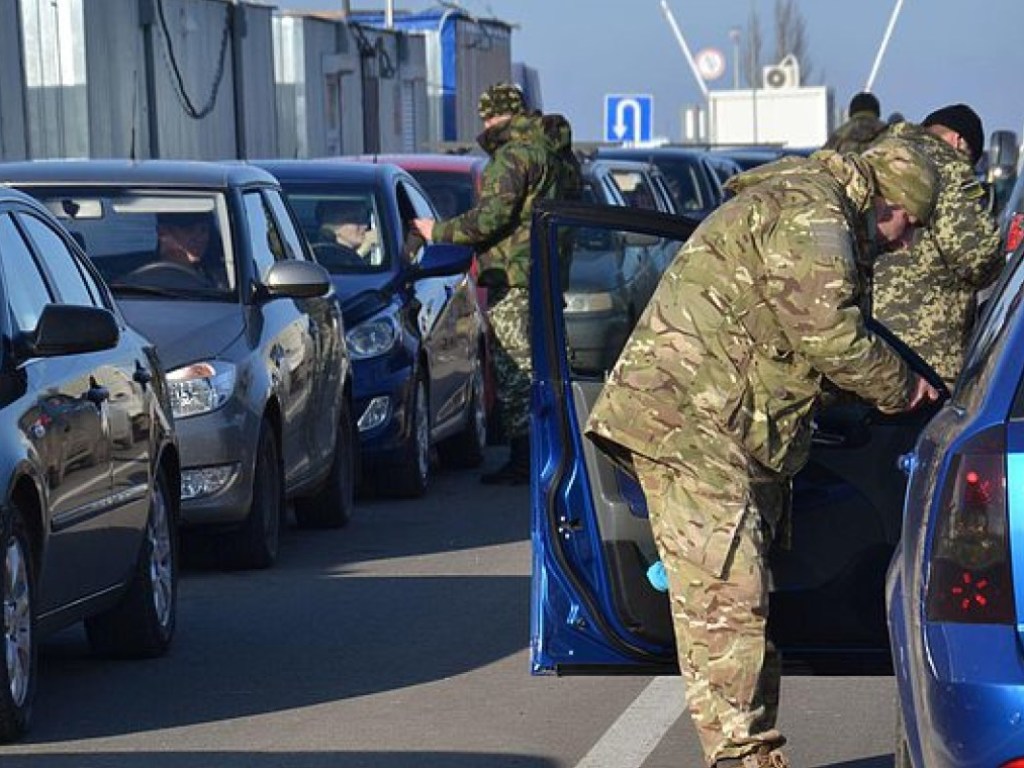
861,137,939,224
478,83,525,120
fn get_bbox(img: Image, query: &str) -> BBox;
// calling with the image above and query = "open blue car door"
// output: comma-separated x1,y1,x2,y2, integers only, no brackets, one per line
529,200,945,675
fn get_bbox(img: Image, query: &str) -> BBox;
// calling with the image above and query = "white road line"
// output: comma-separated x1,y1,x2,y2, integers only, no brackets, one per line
574,676,686,768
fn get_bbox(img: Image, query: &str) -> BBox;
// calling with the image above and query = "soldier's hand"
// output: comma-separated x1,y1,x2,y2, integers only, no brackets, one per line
906,374,941,411
412,218,435,242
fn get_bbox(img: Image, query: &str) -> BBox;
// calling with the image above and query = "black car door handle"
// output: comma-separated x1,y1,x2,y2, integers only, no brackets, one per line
133,365,153,386
86,386,110,405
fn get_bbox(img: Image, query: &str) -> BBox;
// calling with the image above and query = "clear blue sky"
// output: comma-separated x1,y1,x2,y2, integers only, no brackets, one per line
282,0,1024,143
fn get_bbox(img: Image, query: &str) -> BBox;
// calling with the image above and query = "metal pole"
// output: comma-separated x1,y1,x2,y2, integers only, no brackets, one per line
385,0,394,28
340,0,351,20
729,27,740,90
865,0,906,92
658,0,709,101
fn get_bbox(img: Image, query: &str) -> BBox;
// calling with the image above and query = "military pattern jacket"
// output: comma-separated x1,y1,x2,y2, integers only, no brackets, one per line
824,111,888,154
872,122,1002,383
432,114,560,293
586,152,915,483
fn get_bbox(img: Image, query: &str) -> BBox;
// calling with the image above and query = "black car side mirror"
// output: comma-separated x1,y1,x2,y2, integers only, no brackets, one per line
989,130,1019,176
414,244,472,278
17,304,119,358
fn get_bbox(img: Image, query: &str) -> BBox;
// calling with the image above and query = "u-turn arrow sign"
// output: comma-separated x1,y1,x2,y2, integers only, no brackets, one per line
604,94,653,143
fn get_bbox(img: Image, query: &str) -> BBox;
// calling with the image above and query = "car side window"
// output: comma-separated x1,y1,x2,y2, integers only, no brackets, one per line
243,191,287,279
17,212,100,308
397,181,435,263
263,190,307,262
0,214,54,331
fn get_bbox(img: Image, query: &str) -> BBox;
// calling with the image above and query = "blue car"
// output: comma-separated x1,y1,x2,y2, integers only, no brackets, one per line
888,246,1024,768
256,161,487,498
527,200,944,676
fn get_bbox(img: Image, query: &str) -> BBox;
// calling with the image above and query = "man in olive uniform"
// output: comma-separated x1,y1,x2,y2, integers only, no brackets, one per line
413,83,567,484
873,104,1003,385
824,91,887,154
585,139,941,768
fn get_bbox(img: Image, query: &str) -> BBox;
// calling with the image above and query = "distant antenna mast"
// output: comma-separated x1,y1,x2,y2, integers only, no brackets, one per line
659,0,709,101
864,0,906,92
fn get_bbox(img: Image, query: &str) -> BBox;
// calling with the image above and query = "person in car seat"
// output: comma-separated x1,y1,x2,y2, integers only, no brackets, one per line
155,211,227,288
317,199,379,262
585,139,942,768
872,103,1004,386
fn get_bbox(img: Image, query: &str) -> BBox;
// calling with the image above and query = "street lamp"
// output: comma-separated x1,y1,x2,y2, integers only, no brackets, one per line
729,26,741,90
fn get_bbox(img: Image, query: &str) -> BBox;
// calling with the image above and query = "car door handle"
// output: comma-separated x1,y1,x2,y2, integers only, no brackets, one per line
86,386,110,405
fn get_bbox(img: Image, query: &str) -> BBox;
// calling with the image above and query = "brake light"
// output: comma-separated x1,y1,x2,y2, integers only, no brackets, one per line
1006,213,1024,256
1000,760,1024,768
925,426,1015,624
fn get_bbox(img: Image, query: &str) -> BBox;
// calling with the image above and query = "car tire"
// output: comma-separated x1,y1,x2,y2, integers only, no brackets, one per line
390,376,430,498
295,398,356,529
223,421,283,569
438,356,486,469
85,468,177,658
0,501,36,743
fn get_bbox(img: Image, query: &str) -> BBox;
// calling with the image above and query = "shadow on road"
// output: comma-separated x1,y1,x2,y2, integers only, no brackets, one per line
0,751,560,768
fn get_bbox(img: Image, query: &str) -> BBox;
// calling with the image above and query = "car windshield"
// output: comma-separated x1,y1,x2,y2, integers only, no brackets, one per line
282,188,388,274
36,190,235,300
407,170,477,218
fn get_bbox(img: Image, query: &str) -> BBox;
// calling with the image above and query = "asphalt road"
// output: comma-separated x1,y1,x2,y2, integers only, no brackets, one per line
2,448,900,768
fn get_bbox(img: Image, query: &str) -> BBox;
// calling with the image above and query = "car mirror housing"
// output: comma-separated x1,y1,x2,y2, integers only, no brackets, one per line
989,130,1020,174
18,304,119,358
260,260,331,300
415,244,473,278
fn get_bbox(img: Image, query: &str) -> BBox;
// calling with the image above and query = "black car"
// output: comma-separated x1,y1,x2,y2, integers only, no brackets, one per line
0,161,354,569
596,146,726,219
0,187,179,741
257,160,486,498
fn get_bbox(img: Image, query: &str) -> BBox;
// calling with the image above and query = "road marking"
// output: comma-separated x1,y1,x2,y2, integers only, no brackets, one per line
574,676,685,768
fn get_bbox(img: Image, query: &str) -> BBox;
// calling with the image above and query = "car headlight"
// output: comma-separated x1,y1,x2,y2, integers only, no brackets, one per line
346,315,400,359
167,361,236,419
564,291,617,314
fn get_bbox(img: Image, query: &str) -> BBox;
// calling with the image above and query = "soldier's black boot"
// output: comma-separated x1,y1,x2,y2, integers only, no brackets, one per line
481,435,530,485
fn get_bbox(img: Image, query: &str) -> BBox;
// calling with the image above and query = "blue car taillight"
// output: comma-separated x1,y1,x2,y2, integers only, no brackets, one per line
925,425,1016,624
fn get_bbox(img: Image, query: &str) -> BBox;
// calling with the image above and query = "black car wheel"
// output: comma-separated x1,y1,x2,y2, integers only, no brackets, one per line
439,356,486,469
223,421,283,569
0,502,35,743
391,377,430,498
295,397,356,529
85,468,177,657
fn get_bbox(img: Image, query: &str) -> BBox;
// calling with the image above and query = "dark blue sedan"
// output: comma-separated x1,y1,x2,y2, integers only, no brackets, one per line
256,161,487,498
888,246,1024,768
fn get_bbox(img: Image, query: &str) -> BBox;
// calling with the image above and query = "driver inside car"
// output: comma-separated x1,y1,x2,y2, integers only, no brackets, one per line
155,211,227,288
316,199,379,264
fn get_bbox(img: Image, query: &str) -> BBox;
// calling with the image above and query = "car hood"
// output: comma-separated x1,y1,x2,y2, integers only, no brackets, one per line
117,300,245,369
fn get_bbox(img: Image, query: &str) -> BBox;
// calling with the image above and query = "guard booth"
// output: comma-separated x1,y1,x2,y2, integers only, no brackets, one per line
352,7,513,145
273,12,429,157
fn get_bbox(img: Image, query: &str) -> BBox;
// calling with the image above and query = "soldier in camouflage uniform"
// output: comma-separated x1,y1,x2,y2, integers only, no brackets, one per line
824,92,887,154
872,104,1003,385
584,139,942,768
413,83,568,484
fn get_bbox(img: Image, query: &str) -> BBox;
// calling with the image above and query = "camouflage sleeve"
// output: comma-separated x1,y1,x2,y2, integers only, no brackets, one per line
928,162,1002,289
432,147,528,246
762,215,913,411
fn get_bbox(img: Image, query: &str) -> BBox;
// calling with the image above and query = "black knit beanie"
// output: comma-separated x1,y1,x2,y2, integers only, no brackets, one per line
849,92,880,118
923,104,984,165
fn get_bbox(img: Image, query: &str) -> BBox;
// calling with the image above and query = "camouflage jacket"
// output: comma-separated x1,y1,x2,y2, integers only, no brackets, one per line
872,122,1002,383
586,152,915,485
824,111,888,154
432,113,561,292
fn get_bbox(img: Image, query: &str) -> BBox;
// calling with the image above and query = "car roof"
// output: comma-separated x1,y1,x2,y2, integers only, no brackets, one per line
349,153,488,174
598,146,710,161
253,159,407,186
0,159,279,189
0,185,54,209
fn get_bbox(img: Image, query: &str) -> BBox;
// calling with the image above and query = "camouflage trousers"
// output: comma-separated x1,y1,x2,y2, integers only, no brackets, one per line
487,288,532,439
633,452,786,767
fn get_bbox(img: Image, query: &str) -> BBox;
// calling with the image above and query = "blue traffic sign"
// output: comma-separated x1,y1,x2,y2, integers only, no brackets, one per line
604,94,654,143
